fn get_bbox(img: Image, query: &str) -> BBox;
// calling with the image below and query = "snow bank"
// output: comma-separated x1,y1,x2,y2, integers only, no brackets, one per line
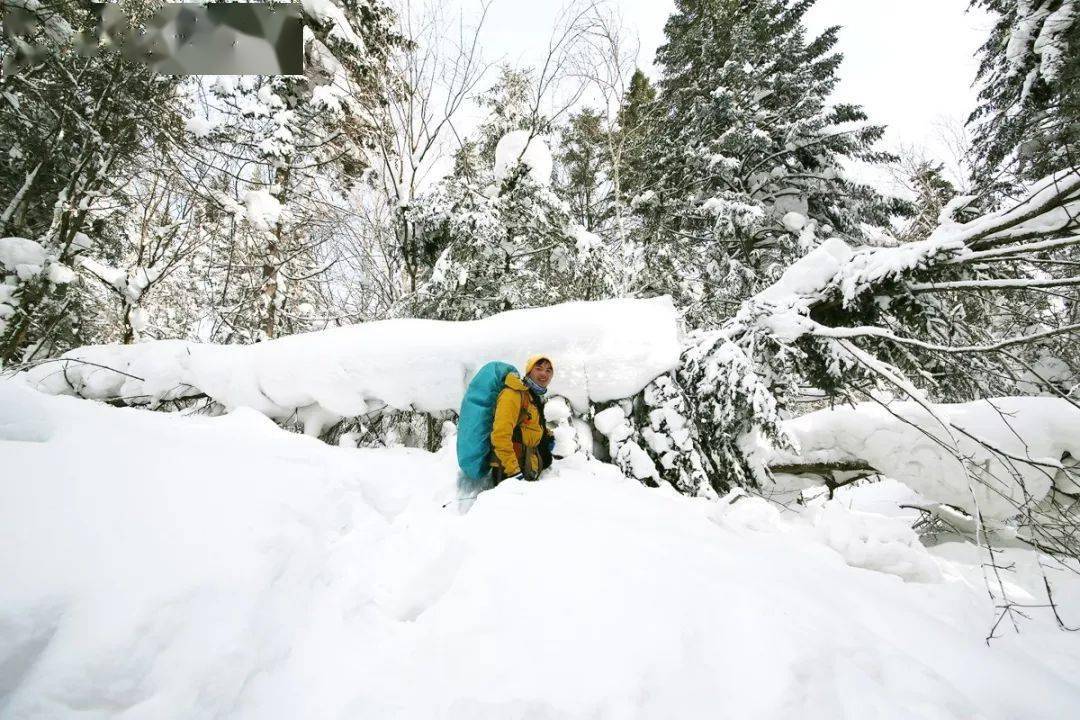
22,297,682,426
767,396,1080,520
816,502,943,582
3,381,1080,718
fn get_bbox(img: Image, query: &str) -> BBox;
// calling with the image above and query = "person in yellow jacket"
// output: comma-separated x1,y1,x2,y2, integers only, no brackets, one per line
490,355,556,484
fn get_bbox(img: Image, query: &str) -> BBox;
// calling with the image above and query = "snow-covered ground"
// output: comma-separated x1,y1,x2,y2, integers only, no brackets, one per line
3,379,1080,719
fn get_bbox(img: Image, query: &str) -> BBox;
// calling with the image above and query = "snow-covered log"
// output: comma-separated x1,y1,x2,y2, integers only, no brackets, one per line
760,397,1080,520
20,297,682,433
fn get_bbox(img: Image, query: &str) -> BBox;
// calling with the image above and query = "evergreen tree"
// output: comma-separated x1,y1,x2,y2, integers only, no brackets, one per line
556,108,613,233
554,108,631,301
640,0,909,326
475,66,542,165
968,0,1080,187
898,162,958,242
404,160,581,320
404,70,614,319
966,0,1079,363
614,69,658,204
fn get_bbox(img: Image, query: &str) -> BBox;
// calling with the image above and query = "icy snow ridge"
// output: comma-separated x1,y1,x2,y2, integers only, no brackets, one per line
22,297,682,431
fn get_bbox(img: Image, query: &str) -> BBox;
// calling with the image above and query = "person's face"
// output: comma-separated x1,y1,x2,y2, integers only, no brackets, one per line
528,359,554,388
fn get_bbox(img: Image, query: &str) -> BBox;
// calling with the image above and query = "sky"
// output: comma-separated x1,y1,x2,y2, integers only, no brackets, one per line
472,0,994,173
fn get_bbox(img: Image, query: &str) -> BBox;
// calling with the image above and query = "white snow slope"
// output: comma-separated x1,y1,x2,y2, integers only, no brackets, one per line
2,379,1080,719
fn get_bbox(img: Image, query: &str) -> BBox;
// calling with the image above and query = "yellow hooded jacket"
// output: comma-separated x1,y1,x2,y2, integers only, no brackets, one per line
490,356,553,478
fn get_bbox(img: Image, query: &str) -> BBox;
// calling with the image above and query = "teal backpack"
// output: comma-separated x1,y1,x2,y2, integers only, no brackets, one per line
457,361,518,481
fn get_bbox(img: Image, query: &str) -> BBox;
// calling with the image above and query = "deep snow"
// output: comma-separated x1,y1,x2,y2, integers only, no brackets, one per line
2,380,1080,719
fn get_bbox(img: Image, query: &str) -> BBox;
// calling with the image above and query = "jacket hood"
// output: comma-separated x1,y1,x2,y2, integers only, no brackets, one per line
504,373,526,391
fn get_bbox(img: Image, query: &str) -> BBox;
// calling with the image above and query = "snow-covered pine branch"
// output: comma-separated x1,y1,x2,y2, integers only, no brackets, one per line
968,0,1079,187
640,166,1079,541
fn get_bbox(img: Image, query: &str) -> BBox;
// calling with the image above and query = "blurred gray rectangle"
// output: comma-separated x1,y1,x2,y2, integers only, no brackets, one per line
97,3,303,75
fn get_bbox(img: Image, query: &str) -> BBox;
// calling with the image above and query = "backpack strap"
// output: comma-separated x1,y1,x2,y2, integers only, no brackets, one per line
512,390,540,480
511,389,528,443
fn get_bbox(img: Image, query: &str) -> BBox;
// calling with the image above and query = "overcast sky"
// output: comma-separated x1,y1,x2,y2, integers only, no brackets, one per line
473,0,994,167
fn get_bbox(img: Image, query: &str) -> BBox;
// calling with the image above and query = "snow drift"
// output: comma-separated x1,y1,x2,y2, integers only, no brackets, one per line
2,381,1080,718
21,297,682,432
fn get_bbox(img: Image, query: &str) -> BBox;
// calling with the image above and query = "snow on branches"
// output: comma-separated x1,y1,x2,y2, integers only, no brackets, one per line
969,0,1079,183
667,167,1080,519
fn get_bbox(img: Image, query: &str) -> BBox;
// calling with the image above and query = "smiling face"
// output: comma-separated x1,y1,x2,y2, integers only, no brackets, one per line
527,358,554,389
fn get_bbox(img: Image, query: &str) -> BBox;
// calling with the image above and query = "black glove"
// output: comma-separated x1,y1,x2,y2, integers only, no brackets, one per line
539,433,555,469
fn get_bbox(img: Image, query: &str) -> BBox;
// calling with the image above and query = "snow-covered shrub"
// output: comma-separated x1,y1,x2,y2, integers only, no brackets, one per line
591,400,660,485
544,395,585,459
0,237,83,363
586,374,711,495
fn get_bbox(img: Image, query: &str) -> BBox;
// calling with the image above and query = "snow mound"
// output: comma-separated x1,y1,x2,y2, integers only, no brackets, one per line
494,130,553,185
22,297,682,428
768,397,1080,520
3,382,1080,718
816,502,943,582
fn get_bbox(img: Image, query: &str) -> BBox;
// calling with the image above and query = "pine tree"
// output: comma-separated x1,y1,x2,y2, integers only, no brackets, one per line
554,108,631,301
404,70,614,319
898,162,958,242
475,66,543,164
557,108,613,233
614,69,658,205
640,0,909,327
968,0,1080,187
966,0,1079,375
